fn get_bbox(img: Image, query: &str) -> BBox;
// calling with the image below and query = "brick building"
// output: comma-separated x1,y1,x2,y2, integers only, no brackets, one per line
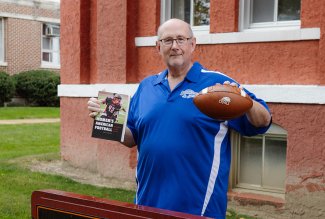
0,0,60,75
58,1,324,218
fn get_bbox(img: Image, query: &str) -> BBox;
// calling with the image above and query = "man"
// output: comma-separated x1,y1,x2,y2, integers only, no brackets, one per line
88,19,271,218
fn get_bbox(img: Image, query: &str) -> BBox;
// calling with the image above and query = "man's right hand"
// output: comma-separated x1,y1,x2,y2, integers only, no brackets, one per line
87,97,101,118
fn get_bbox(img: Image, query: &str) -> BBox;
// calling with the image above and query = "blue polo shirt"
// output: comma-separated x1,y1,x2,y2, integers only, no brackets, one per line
127,62,270,218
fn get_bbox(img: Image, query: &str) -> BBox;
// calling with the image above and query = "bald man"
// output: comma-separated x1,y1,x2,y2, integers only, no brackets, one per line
88,19,271,218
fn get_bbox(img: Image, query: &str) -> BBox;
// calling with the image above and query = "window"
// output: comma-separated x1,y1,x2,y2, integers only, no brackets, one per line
230,124,287,194
161,0,210,33
239,0,301,30
0,18,5,63
42,23,60,68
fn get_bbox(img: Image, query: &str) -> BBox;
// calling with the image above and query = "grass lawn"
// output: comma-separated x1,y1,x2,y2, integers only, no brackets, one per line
0,162,135,219
0,124,60,160
0,122,135,219
0,107,60,119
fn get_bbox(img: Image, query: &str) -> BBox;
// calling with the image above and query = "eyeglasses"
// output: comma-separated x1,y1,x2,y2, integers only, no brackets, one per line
159,37,192,47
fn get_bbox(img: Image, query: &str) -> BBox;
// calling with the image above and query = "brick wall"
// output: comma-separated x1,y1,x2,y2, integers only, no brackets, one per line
6,18,41,74
0,1,60,75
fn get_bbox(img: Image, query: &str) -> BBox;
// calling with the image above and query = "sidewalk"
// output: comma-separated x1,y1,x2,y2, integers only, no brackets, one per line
0,118,60,124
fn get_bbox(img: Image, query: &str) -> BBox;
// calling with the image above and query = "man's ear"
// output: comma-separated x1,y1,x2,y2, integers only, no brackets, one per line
156,41,161,53
191,37,196,53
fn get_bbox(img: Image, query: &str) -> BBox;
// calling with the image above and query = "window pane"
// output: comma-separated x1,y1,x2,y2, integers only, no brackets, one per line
252,0,275,23
264,138,286,189
193,0,210,26
171,0,191,24
52,37,60,52
239,137,262,186
53,52,60,65
42,52,52,62
278,0,301,21
42,37,51,50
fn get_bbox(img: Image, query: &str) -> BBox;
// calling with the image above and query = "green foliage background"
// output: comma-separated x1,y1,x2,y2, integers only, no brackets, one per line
0,72,15,106
13,70,60,106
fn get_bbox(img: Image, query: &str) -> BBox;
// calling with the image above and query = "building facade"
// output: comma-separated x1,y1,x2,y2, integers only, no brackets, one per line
58,1,325,218
0,0,60,75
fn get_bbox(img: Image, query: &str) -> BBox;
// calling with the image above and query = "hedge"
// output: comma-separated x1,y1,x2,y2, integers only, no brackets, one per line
0,71,15,106
14,70,60,106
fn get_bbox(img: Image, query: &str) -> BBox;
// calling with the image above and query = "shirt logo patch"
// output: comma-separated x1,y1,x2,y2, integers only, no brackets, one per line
180,89,198,98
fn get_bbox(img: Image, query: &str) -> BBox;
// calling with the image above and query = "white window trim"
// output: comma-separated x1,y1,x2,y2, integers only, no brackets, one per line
40,63,60,69
248,20,301,30
239,0,301,31
161,0,210,35
0,18,4,63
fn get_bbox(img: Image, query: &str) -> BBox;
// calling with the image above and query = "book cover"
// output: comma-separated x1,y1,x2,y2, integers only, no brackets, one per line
91,91,130,142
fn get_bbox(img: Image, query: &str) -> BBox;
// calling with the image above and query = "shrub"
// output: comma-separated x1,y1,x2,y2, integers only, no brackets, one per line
0,71,15,106
15,70,60,106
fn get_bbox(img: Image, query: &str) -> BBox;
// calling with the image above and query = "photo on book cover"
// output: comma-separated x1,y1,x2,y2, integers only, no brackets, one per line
91,91,130,142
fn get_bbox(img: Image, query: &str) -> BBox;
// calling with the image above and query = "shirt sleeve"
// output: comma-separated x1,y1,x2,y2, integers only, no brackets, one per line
228,87,272,136
127,85,142,144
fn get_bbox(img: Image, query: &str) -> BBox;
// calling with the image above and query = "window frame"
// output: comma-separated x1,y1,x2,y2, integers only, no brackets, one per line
0,17,5,64
230,124,287,195
161,0,210,34
41,23,60,69
239,0,301,31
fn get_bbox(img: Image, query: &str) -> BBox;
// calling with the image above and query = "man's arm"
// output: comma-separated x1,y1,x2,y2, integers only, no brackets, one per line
123,127,136,148
246,100,271,128
88,97,136,148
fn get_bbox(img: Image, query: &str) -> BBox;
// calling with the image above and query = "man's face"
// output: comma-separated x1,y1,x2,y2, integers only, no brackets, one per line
156,21,196,69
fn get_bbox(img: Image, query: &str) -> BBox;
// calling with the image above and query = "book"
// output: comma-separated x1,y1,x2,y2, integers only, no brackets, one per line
91,91,130,142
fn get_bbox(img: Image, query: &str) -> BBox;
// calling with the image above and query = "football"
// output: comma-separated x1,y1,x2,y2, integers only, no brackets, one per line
193,84,253,120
